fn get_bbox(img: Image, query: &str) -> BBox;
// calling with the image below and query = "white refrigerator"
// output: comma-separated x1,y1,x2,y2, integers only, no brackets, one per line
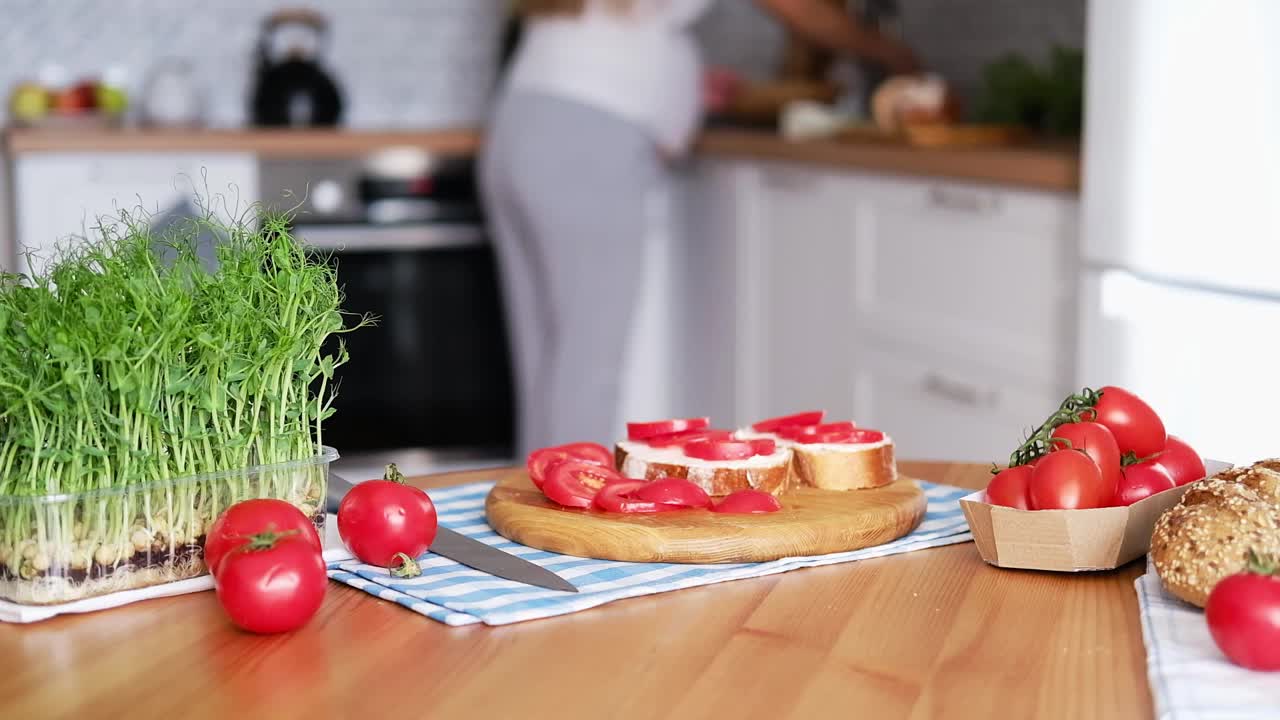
1079,0,1280,463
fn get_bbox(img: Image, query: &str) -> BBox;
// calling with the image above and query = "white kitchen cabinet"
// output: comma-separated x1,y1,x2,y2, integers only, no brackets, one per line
680,155,1080,460
745,162,858,422
852,343,1063,464
12,152,258,276
851,177,1078,385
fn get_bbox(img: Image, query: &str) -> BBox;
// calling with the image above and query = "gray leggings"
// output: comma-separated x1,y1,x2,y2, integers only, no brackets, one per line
480,91,661,457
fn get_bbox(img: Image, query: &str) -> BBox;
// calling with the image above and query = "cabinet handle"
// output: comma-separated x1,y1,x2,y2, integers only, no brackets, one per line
763,168,820,192
921,373,999,408
927,186,1002,214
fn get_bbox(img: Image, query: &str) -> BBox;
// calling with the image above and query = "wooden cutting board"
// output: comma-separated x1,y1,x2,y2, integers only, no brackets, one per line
485,475,926,564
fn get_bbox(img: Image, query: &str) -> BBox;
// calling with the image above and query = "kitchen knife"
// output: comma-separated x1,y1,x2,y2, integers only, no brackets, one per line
328,473,578,593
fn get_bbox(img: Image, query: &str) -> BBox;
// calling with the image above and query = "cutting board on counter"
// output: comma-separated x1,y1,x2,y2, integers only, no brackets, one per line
836,123,1030,148
485,475,925,564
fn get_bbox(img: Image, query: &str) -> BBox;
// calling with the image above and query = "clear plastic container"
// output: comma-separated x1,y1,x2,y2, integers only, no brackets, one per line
0,446,338,605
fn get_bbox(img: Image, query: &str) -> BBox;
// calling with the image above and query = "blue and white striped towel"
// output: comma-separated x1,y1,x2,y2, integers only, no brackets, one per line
325,480,974,626
1135,558,1280,719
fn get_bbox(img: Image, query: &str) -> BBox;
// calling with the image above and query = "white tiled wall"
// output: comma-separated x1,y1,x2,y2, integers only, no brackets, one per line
0,0,505,129
0,0,1082,130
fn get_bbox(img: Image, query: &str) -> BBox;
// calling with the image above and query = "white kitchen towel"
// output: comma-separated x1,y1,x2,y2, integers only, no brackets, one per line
0,525,353,624
326,479,974,626
1135,558,1280,719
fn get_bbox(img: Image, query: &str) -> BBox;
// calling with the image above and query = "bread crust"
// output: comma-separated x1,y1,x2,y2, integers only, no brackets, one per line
614,444,792,497
791,442,897,491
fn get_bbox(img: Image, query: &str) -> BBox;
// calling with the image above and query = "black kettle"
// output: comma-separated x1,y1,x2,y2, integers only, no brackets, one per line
250,8,343,127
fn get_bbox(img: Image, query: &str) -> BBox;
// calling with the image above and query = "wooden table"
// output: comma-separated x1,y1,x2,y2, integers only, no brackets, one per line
0,462,1153,720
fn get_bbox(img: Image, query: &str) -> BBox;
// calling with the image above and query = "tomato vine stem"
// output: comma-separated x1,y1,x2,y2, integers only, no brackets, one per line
1006,387,1104,469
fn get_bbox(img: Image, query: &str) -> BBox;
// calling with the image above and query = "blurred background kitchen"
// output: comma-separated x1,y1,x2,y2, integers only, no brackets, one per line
0,0,1276,480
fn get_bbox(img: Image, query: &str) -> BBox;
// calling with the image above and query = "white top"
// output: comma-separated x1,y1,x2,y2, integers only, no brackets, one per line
506,0,715,154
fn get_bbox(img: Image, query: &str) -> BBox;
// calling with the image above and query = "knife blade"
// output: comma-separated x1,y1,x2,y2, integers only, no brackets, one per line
430,526,578,593
328,472,578,593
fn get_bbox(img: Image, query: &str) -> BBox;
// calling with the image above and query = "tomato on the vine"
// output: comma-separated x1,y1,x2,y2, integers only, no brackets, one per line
1050,421,1121,501
204,499,321,578
1029,449,1109,509
1154,435,1206,486
1113,460,1174,506
1085,386,1166,458
987,465,1033,509
215,528,327,634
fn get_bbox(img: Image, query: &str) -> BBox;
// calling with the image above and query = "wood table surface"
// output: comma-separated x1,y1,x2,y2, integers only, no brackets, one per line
0,461,1153,720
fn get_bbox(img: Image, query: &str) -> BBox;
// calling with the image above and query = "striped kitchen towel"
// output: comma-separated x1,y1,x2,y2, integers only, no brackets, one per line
325,480,974,626
1135,558,1280,719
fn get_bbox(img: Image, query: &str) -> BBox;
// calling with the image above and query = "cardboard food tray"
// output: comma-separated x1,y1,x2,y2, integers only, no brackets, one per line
959,459,1231,572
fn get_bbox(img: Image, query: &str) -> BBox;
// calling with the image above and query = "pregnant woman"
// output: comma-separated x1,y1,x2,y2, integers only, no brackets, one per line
481,0,917,456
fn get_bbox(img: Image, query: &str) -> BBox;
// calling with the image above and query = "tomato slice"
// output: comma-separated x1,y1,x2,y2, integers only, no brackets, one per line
747,438,776,456
683,439,755,461
751,411,824,433
794,428,885,445
711,490,782,514
645,429,732,448
593,480,679,513
558,442,614,467
526,443,611,489
543,461,624,508
627,417,710,441
629,477,712,508
777,421,856,440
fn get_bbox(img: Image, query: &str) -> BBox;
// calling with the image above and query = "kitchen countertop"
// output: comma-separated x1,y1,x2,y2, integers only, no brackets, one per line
4,127,1079,191
0,461,1151,720
696,129,1081,192
2,127,483,157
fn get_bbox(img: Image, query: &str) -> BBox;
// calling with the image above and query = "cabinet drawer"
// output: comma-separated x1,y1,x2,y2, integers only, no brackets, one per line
851,178,1077,383
851,343,1064,464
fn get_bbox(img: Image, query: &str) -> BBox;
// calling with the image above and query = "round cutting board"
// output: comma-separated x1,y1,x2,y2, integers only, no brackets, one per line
485,475,926,564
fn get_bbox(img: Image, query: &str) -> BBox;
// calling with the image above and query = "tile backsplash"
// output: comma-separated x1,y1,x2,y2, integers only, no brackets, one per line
0,0,1082,130
0,0,505,129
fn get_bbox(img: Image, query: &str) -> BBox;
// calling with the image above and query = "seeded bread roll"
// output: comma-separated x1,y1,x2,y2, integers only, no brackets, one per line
1151,460,1280,607
1179,478,1263,508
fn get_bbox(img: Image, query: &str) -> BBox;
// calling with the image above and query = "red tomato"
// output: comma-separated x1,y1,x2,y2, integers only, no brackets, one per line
683,439,755,461
1085,386,1166,458
1050,421,1121,502
1154,435,1206,486
542,461,624,508
204,499,321,578
1113,461,1175,506
337,470,438,568
526,444,611,489
777,421,856,440
751,410,824,432
1029,449,1109,509
214,529,327,634
747,438,776,456
712,490,782,514
793,428,885,445
1205,558,1280,671
556,442,614,466
986,465,1033,509
627,417,710,441
645,429,732,448
593,480,674,513
630,477,712,508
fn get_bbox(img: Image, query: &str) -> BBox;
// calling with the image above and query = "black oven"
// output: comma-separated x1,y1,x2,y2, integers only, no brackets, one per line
259,154,515,471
